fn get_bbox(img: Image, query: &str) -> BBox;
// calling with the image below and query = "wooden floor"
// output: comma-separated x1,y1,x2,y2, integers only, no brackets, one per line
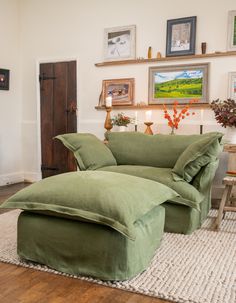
0,183,171,303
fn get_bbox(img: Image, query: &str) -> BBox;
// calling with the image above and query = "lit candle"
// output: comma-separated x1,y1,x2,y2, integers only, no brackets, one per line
105,96,112,107
145,110,152,122
135,111,138,125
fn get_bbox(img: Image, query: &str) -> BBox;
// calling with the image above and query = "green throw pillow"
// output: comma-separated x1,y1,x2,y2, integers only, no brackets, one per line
55,133,117,170
1,171,179,240
172,132,223,182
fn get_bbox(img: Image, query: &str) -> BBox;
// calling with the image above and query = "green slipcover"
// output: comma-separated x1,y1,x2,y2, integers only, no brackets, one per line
1,171,178,240
55,133,117,170
172,133,223,182
17,206,165,280
105,131,222,168
98,165,203,209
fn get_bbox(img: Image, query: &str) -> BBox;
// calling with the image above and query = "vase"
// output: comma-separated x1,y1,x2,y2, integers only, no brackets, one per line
170,127,175,135
224,127,236,144
118,126,126,132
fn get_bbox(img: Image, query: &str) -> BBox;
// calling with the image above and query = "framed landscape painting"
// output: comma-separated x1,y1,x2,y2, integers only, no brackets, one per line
166,16,197,57
101,78,135,106
148,63,209,105
104,25,136,61
228,72,236,99
227,11,236,51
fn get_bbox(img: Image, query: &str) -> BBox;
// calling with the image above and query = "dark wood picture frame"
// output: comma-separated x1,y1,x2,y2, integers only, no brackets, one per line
0,69,10,90
166,16,197,57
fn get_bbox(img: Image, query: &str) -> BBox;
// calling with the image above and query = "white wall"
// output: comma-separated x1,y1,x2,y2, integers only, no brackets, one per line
2,0,236,191
0,0,23,185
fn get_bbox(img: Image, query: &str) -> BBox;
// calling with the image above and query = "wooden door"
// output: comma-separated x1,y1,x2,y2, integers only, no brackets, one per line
40,61,77,178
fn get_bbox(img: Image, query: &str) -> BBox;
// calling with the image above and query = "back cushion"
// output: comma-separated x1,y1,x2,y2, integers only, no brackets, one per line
55,133,117,170
105,131,223,168
172,133,223,182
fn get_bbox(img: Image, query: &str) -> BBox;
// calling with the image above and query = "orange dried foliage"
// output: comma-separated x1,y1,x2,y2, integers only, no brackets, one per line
163,99,198,130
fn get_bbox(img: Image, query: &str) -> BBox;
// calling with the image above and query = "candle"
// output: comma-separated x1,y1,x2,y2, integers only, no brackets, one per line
145,110,152,122
135,111,138,125
200,109,204,124
105,96,112,107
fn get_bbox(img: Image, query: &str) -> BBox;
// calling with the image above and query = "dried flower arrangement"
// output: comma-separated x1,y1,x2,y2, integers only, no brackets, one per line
111,112,133,127
163,100,198,134
210,99,236,128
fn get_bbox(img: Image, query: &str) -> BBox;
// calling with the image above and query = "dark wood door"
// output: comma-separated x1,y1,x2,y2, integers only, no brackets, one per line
40,61,77,178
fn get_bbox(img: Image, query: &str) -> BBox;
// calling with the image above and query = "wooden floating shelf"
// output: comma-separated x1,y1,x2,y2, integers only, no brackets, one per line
95,103,210,110
95,51,236,67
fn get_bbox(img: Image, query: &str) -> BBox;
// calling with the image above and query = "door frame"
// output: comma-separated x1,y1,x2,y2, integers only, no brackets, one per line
36,57,79,180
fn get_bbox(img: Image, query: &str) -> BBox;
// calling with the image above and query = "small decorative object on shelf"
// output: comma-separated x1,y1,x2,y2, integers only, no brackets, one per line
148,46,152,59
156,52,162,59
201,42,207,54
163,100,197,134
111,112,133,131
104,107,113,133
211,99,236,144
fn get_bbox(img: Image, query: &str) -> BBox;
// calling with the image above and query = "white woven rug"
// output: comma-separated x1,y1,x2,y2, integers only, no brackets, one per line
0,210,236,303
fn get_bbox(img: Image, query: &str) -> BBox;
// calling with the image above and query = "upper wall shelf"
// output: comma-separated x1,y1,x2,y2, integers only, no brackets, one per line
95,103,210,110
95,51,236,67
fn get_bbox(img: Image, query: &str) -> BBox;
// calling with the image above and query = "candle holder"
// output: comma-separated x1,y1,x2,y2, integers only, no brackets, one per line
104,107,113,132
200,125,203,135
135,124,138,132
144,122,153,135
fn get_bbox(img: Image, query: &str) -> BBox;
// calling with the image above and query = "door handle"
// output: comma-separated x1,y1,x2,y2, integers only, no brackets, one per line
66,102,78,114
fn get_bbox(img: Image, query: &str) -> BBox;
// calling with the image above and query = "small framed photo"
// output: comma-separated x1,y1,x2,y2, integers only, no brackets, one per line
0,69,10,90
166,16,197,57
227,11,236,51
101,78,135,106
148,63,209,105
104,25,136,61
228,72,236,99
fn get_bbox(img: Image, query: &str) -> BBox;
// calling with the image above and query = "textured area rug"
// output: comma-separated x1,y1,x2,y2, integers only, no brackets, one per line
0,210,236,303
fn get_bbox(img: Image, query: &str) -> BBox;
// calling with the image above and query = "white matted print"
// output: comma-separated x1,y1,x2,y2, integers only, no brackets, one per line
228,72,236,99
104,25,136,61
227,11,236,51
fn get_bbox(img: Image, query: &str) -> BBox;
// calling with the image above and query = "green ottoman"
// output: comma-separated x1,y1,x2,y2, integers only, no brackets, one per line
1,171,178,280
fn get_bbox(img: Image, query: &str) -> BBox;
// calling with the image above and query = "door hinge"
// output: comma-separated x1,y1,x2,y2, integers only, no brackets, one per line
39,73,57,82
41,165,59,171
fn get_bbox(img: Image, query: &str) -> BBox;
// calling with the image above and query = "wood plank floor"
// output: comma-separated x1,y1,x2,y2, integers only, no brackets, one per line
0,183,171,303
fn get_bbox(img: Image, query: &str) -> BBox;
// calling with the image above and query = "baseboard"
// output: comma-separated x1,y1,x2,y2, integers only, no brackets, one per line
24,172,41,183
0,172,25,186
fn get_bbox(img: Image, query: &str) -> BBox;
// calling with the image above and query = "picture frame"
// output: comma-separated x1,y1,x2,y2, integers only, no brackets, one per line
166,16,197,57
227,11,236,51
228,72,236,99
148,63,209,105
104,25,136,61
101,78,135,106
0,69,10,90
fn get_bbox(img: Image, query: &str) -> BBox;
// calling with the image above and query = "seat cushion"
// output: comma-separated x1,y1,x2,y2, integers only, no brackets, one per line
98,165,203,209
105,131,222,168
55,133,117,170
1,171,178,240
172,132,223,182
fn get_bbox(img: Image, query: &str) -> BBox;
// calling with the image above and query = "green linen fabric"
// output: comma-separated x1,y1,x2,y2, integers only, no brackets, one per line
1,171,178,240
17,207,165,280
105,131,221,168
55,133,117,170
172,132,223,182
98,165,203,210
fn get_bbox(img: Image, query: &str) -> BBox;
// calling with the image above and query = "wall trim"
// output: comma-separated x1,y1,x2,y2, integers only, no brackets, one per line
0,172,24,186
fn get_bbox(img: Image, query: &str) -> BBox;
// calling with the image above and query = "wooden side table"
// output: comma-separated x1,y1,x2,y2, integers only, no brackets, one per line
214,176,236,230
